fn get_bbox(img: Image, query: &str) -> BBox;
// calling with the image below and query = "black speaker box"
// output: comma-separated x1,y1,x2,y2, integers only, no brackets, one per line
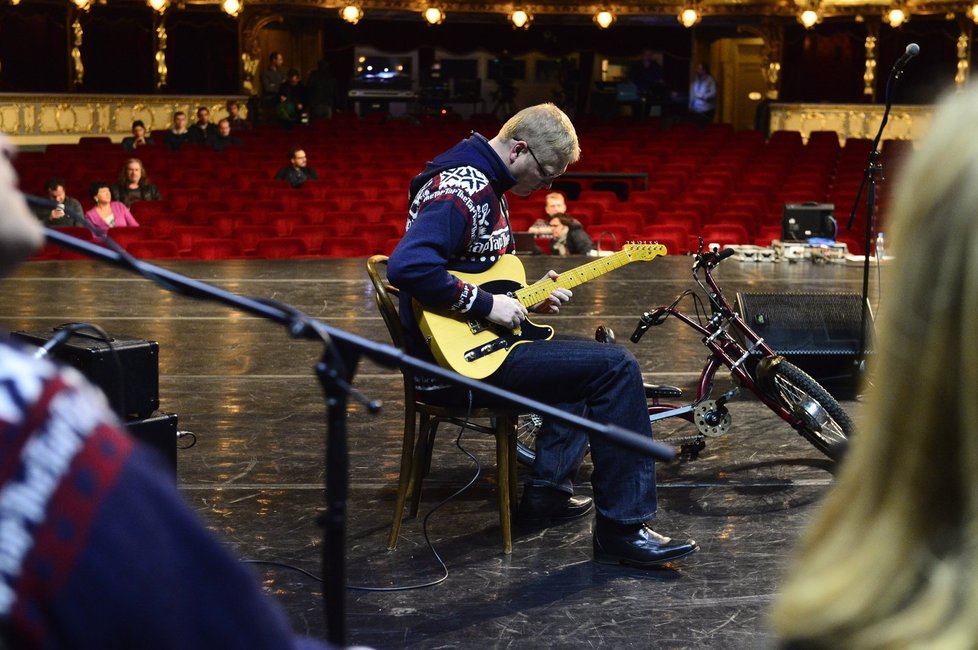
127,411,178,474
735,292,873,398
10,327,160,418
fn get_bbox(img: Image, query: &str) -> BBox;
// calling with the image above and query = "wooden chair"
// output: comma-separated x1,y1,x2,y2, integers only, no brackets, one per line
366,255,520,554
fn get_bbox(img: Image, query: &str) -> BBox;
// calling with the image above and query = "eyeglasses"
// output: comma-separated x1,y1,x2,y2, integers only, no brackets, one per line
524,143,561,182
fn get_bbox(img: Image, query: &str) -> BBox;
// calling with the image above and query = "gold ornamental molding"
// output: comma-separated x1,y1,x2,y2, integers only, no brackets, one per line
769,102,933,143
229,0,978,20
0,94,247,146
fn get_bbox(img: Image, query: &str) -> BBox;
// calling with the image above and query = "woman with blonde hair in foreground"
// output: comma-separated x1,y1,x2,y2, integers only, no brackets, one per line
770,86,978,648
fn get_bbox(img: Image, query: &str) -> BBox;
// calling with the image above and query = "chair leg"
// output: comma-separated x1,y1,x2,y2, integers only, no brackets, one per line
387,407,420,551
408,417,438,518
496,416,516,555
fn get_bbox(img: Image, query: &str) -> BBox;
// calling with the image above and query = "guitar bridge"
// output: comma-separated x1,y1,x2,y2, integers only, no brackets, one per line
467,318,487,335
463,337,511,362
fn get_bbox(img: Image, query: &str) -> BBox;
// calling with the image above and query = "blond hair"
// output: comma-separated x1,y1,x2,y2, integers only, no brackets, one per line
498,103,581,171
771,84,978,648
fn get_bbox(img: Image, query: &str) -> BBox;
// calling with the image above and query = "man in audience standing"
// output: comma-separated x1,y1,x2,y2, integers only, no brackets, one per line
261,51,286,121
689,62,717,126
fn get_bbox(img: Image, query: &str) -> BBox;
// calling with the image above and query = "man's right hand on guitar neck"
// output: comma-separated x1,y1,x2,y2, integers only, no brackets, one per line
488,294,529,330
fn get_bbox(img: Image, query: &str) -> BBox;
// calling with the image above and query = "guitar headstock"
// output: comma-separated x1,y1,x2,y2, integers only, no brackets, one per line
622,242,668,261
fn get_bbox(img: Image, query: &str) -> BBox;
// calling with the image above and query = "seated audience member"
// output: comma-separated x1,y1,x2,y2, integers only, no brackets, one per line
113,158,162,207
274,147,318,188
211,118,242,152
549,214,594,256
122,120,154,151
0,135,340,650
84,181,139,234
770,87,978,648
544,191,567,217
189,106,218,145
226,99,251,131
164,111,191,151
278,69,309,127
31,176,85,227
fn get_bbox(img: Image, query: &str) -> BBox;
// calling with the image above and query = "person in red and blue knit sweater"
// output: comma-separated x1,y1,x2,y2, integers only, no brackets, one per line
388,104,698,569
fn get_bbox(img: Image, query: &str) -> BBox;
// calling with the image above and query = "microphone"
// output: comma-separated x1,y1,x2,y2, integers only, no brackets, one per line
630,312,654,343
893,43,920,76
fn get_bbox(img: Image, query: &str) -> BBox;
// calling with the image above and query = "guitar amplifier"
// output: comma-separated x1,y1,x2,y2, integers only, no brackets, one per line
126,411,178,474
10,326,160,419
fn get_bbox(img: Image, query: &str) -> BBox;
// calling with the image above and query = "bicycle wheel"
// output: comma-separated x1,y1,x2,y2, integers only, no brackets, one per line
759,359,853,460
515,413,543,466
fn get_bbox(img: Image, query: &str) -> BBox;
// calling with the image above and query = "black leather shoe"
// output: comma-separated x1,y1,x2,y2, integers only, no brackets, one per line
516,485,594,526
593,523,698,568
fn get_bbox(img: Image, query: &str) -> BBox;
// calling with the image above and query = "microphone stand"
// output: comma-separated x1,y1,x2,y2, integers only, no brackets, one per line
41,226,675,648
845,48,912,375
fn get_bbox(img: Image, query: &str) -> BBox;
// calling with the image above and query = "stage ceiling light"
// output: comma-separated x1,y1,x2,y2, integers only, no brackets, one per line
510,9,532,29
340,4,363,24
424,6,445,25
594,10,616,28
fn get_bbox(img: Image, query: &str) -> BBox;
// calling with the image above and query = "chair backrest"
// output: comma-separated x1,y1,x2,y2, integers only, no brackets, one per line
366,255,406,350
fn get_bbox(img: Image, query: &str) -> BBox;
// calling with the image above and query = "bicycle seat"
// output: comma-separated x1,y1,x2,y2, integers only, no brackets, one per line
645,384,683,399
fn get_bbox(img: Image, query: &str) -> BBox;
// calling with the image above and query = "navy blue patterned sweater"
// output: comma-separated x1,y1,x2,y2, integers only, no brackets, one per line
388,133,517,367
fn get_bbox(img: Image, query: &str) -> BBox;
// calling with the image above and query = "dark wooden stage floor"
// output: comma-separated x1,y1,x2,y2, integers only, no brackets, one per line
0,253,881,649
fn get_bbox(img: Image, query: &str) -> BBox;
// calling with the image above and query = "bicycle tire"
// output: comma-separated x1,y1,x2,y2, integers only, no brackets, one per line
759,359,853,461
515,413,542,467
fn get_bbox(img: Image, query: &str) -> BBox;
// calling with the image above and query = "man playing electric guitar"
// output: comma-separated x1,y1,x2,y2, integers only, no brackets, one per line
387,103,698,568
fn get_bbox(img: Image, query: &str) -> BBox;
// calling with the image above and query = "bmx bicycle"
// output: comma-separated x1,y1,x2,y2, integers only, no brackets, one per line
516,239,855,465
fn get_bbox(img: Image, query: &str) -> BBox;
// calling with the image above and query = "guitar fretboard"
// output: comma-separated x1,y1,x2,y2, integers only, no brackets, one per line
514,249,641,307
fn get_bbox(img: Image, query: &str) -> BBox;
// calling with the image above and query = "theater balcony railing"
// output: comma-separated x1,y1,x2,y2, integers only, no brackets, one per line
0,93,247,146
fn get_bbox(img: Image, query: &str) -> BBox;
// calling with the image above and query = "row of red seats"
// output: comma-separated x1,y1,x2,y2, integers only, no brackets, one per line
31,226,390,260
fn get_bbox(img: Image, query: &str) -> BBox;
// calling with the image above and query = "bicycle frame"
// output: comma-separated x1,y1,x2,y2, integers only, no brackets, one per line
636,246,815,433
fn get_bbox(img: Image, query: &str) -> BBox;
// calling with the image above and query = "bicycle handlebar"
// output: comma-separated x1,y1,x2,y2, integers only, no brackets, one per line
632,243,737,344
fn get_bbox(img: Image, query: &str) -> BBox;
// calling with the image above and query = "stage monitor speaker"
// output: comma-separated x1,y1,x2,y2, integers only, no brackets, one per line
10,326,160,418
735,292,872,398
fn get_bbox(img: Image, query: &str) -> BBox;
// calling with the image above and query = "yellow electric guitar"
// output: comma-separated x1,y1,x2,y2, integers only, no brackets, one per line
414,242,667,379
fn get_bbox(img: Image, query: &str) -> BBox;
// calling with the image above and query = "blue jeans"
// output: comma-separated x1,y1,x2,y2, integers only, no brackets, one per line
424,336,657,524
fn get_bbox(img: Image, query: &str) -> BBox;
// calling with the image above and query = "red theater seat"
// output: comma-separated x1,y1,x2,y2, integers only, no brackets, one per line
253,237,308,259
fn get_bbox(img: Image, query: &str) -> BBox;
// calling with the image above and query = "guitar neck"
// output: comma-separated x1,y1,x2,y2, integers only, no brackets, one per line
514,249,637,307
